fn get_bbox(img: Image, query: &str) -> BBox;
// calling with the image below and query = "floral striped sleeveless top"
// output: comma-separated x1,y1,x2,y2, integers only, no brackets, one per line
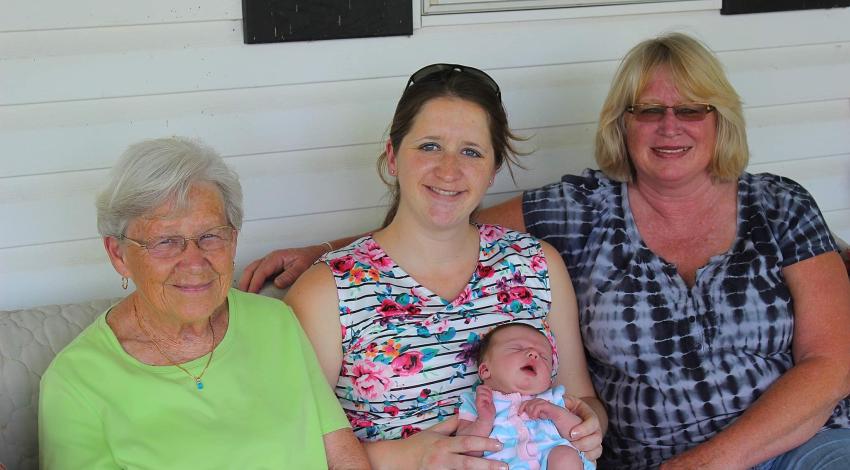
319,224,554,441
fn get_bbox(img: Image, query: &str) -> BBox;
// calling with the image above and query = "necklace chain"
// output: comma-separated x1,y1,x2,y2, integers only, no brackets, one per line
133,302,215,390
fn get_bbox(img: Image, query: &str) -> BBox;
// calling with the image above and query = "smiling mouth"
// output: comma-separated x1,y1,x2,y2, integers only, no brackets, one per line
428,186,462,197
174,281,214,292
652,146,692,155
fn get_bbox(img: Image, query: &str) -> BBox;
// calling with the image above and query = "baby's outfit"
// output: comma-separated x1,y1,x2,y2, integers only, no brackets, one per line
458,385,595,470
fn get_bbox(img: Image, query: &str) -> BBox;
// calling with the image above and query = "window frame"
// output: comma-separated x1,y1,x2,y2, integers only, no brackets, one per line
424,0,711,15
417,0,721,27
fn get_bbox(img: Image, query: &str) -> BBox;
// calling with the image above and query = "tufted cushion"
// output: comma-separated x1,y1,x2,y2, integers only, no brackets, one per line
0,298,119,470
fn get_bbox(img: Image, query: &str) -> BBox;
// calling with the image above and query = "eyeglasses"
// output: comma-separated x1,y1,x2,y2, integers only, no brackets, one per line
121,225,235,259
626,103,715,122
405,63,501,99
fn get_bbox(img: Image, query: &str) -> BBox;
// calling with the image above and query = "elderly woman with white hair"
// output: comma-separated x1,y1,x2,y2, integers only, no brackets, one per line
38,137,369,469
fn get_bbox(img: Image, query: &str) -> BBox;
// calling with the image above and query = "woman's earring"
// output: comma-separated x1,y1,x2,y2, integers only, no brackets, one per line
121,277,129,290
389,168,396,176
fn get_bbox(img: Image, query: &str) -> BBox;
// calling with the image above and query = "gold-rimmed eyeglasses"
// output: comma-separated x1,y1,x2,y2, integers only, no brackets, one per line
626,103,715,122
121,225,235,259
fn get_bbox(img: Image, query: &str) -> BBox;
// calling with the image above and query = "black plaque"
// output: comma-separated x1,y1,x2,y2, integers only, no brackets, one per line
722,0,850,15
243,0,413,44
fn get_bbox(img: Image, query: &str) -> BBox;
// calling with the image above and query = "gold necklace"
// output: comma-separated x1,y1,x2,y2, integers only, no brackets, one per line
134,303,215,391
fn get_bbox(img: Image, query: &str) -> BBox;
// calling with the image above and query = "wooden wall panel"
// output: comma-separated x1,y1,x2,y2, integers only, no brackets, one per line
746,99,850,164
0,207,387,308
2,5,849,309
3,42,848,178
825,209,850,242
749,154,850,213
0,1,237,32
4,101,847,249
3,9,850,106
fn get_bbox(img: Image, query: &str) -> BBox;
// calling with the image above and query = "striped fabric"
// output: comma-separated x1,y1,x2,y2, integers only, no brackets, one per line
523,169,848,469
320,225,554,441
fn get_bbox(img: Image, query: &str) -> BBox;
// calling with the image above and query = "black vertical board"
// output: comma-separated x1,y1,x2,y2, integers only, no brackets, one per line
722,0,850,14
242,0,412,44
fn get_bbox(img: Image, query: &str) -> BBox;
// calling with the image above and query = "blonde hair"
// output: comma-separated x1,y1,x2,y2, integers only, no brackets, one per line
595,32,748,182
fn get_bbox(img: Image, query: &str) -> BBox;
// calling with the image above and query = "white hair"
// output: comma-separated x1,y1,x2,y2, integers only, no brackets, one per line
96,137,243,237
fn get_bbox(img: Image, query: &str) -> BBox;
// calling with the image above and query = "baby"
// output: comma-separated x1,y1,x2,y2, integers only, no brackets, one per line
456,323,594,470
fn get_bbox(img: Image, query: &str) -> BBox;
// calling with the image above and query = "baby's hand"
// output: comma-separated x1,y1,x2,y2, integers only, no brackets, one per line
475,385,496,422
518,398,557,420
519,398,582,437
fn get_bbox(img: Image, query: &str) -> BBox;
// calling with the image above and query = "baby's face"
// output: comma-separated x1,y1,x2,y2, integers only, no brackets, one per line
479,326,554,395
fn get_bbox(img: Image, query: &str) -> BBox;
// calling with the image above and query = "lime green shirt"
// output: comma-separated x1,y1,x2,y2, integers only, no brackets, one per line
39,289,349,469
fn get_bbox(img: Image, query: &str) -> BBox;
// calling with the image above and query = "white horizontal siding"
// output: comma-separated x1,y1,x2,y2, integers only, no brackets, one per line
1,5,849,309
4,102,848,249
1,1,238,32
4,9,850,106
0,206,388,307
3,40,849,178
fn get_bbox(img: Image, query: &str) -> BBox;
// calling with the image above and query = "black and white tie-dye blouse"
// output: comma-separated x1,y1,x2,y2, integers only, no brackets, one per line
523,169,848,469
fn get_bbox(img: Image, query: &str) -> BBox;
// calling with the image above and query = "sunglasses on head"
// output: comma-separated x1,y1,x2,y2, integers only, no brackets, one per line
405,63,501,99
626,103,715,122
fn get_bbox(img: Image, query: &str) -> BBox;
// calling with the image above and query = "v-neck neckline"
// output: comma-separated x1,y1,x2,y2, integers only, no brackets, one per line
367,226,486,305
621,179,746,290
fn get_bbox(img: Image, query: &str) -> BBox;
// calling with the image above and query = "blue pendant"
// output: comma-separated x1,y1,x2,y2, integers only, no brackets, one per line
196,380,204,390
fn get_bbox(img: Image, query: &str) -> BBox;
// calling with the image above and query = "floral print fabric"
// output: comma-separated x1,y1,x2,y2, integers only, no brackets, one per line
320,225,554,441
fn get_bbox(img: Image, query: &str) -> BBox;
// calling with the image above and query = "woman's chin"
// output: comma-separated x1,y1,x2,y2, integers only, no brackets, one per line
425,209,474,229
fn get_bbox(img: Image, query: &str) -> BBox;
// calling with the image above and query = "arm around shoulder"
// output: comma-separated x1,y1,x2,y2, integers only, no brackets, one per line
474,195,526,232
239,235,366,292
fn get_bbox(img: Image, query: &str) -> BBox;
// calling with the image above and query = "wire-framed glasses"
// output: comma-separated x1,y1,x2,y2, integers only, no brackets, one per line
626,103,715,122
121,225,235,258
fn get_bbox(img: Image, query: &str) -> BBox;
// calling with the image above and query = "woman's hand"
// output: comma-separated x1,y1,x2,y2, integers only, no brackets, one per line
415,417,508,470
368,416,508,470
562,395,603,461
238,244,327,293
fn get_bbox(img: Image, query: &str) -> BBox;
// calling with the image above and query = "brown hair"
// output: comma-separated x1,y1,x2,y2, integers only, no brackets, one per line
377,66,525,227
475,322,545,365
595,32,748,182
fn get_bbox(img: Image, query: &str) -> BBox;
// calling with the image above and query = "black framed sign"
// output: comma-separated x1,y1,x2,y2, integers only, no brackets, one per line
722,0,850,14
243,0,412,44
